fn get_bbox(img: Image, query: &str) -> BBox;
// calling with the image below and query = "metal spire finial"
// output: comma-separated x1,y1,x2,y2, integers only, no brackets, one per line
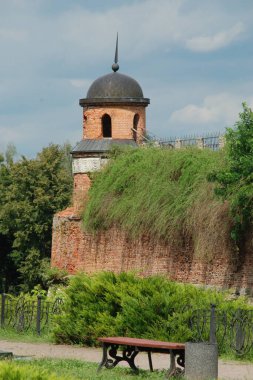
112,33,119,72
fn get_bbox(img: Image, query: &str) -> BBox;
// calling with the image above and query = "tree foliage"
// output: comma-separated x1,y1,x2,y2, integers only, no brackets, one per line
0,144,73,291
209,103,253,243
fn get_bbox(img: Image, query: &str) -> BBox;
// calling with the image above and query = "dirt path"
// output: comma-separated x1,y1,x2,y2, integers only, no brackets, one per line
1,340,253,379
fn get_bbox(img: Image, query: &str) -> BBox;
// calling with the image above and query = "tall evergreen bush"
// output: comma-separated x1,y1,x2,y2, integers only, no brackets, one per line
53,272,250,347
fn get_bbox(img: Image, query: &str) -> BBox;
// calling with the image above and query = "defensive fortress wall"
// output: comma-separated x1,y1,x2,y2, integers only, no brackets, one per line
51,204,253,293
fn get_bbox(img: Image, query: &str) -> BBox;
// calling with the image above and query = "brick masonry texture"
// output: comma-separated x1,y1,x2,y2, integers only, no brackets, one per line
82,106,146,143
73,173,91,214
51,209,253,291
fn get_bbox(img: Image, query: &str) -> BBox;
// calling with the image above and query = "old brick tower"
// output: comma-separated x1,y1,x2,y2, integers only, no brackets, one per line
51,38,150,272
71,36,150,214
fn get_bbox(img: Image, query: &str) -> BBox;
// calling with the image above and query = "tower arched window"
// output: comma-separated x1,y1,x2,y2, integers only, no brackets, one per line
83,114,87,134
133,114,139,141
102,114,112,138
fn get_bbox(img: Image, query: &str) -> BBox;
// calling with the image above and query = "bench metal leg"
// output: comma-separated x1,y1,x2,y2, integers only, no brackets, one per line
165,349,185,378
166,349,176,378
124,349,139,373
147,351,153,372
97,343,108,372
97,344,139,374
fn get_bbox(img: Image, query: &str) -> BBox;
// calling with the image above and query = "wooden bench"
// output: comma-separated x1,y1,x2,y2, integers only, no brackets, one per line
97,337,185,378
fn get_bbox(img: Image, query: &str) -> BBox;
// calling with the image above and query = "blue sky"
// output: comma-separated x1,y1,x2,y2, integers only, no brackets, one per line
1,0,253,157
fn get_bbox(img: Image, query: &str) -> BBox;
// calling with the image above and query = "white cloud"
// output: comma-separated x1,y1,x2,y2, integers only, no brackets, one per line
170,93,247,128
186,22,244,52
0,1,248,76
0,0,252,156
0,28,27,42
0,103,81,157
36,0,247,63
0,126,24,144
170,104,215,124
69,79,91,89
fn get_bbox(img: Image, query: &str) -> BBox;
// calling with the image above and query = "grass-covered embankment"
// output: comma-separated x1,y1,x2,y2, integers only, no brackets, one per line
83,147,233,257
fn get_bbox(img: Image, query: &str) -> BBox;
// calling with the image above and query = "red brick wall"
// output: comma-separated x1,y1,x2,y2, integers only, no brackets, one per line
82,106,146,143
51,212,253,292
73,174,91,215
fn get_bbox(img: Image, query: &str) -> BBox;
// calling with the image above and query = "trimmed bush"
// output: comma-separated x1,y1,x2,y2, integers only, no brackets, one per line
53,272,251,347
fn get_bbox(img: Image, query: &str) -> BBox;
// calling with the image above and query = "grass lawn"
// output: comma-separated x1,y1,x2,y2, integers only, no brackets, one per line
0,328,53,343
0,358,176,379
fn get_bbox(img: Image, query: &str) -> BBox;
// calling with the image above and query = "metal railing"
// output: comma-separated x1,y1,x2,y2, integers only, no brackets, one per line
1,293,252,356
0,293,63,335
189,304,253,356
144,131,224,151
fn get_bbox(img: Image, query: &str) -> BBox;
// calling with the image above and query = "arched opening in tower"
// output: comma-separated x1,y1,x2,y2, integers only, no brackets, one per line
133,114,139,141
102,114,112,138
83,114,87,137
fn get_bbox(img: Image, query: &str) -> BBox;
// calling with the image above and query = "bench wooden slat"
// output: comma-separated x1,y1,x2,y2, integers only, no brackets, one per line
98,336,185,350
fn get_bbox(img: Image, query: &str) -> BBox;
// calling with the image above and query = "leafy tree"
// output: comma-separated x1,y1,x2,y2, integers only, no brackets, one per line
0,143,73,291
209,103,253,244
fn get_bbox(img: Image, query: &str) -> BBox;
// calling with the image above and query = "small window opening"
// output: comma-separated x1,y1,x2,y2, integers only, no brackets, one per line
102,114,112,138
133,114,139,141
83,114,87,128
83,114,87,137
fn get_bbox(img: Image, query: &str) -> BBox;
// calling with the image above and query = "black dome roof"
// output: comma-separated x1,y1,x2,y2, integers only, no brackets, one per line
79,65,149,107
80,35,149,107
86,72,144,99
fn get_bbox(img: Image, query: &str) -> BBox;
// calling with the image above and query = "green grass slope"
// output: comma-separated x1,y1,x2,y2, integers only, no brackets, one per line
83,147,233,258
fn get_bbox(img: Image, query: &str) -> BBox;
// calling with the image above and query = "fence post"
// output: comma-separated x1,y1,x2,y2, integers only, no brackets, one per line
36,295,42,335
210,304,217,344
235,309,244,352
197,137,204,149
1,293,6,328
185,304,218,380
175,139,182,149
219,135,225,149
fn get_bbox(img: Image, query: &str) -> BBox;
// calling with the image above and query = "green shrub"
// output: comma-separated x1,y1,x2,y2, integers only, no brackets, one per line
53,272,251,348
0,361,68,380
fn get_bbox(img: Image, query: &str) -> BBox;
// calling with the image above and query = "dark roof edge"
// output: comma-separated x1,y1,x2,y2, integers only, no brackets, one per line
79,97,150,107
71,149,108,154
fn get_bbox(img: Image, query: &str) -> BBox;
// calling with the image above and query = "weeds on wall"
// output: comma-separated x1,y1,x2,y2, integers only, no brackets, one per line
83,146,234,259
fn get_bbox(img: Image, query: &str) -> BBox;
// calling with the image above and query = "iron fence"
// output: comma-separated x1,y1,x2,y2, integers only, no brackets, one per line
1,293,253,356
0,293,63,335
145,131,223,151
188,304,253,356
